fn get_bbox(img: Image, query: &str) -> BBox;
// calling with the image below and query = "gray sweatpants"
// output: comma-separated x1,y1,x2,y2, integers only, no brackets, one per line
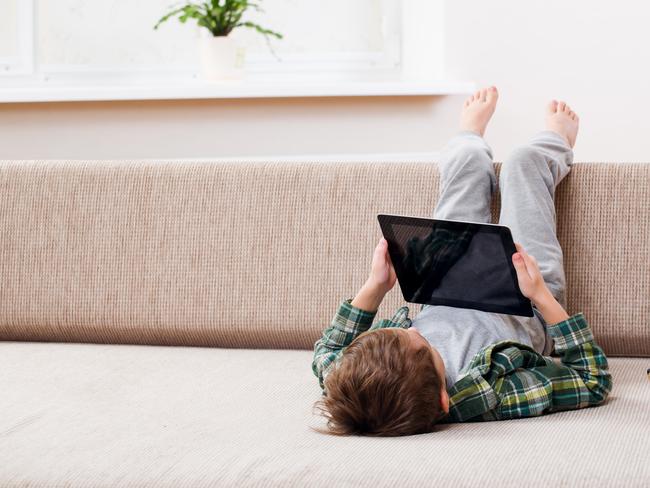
432,130,573,340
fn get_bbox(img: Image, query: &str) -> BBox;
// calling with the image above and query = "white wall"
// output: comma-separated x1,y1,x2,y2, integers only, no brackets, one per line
1,0,649,162
444,0,650,162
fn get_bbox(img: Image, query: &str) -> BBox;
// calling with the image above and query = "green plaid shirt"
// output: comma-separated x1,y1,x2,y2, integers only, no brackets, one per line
312,298,612,422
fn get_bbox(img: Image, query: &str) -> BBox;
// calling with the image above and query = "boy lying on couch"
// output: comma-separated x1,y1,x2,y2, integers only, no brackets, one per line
311,86,612,436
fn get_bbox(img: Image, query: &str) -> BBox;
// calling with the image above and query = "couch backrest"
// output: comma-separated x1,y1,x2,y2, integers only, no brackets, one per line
0,161,648,356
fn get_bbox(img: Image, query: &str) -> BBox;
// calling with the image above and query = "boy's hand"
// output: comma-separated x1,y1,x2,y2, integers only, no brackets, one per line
511,242,548,304
512,243,570,324
367,237,397,296
351,238,397,313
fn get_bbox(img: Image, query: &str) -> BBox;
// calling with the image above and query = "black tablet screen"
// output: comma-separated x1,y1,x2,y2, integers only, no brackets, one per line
378,215,533,316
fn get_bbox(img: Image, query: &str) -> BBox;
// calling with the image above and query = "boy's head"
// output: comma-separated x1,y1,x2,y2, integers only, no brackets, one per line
312,326,449,437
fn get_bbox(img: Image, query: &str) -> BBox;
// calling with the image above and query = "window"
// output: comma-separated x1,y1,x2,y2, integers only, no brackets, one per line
0,0,470,101
32,0,401,80
0,0,34,75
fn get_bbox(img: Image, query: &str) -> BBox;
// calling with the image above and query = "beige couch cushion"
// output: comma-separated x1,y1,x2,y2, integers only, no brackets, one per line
0,161,648,355
0,341,647,486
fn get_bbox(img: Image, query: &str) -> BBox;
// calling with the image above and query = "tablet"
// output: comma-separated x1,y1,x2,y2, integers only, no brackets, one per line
377,214,534,317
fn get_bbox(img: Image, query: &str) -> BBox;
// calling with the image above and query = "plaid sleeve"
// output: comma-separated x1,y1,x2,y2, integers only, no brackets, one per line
311,297,377,391
495,312,612,419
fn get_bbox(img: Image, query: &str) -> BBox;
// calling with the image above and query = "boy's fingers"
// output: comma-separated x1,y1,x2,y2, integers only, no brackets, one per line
512,253,531,282
374,238,389,261
513,244,531,277
519,249,539,274
372,241,382,262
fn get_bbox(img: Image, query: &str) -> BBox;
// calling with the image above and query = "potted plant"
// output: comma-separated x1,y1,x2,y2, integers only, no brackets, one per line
154,0,283,81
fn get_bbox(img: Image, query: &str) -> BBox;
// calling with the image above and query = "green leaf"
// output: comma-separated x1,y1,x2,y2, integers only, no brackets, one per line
153,0,283,49
153,5,187,30
236,20,283,39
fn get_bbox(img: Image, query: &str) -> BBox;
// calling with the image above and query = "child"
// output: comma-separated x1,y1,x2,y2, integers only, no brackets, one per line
311,86,612,437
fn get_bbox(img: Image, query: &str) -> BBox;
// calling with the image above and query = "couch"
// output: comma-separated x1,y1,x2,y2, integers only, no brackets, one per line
0,159,648,487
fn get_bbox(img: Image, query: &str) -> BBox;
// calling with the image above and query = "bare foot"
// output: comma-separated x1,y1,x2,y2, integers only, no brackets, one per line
460,86,498,137
546,100,579,148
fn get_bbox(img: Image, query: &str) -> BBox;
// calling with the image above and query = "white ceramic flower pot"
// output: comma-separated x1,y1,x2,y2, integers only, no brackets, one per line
198,30,245,81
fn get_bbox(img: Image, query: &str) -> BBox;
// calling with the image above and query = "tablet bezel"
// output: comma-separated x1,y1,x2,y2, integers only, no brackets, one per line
377,213,534,317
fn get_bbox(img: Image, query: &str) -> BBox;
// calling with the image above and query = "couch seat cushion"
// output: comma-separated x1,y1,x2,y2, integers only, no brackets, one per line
0,342,648,487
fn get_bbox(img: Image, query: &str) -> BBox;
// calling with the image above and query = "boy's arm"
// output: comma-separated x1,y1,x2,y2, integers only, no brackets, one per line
488,243,612,419
311,237,398,391
494,292,612,419
311,280,386,391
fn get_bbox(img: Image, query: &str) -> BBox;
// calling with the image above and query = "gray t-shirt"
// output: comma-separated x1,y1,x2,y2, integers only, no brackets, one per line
411,304,553,389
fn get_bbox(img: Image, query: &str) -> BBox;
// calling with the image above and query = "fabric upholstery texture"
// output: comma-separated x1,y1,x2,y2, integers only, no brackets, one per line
0,160,648,356
0,342,648,487
0,160,648,487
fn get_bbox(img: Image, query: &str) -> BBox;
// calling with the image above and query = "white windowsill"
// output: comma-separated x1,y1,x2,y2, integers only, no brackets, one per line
150,151,443,163
0,78,476,103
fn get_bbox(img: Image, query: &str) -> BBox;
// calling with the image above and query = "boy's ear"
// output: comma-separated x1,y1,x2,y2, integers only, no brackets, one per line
440,388,450,414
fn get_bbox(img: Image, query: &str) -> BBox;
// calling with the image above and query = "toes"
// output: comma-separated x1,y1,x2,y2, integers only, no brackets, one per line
475,90,481,100
548,100,558,113
558,101,566,112
480,88,488,102
486,86,498,102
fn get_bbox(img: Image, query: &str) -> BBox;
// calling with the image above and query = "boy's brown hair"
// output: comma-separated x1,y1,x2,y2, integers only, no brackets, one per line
311,328,444,437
